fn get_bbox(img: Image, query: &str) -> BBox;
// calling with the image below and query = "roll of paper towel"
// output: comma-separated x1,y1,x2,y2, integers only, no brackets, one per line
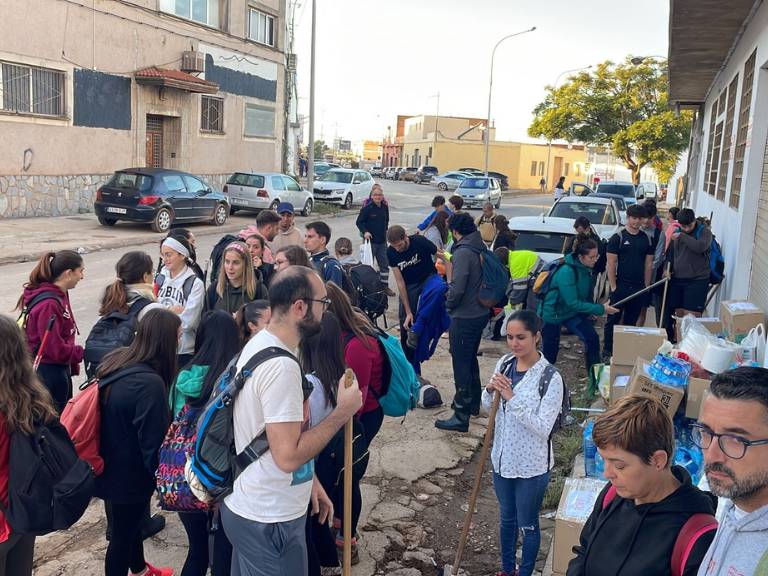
701,342,738,374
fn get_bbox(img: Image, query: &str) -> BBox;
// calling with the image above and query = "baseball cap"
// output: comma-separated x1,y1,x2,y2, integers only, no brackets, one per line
277,202,294,214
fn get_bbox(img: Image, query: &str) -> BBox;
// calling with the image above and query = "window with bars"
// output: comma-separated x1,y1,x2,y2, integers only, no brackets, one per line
0,62,65,117
717,74,739,201
730,50,757,210
704,100,719,195
249,8,275,47
201,95,223,133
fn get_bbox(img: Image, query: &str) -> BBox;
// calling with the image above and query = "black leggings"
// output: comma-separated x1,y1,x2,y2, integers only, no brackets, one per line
0,532,35,576
177,511,233,576
36,363,71,414
105,500,147,576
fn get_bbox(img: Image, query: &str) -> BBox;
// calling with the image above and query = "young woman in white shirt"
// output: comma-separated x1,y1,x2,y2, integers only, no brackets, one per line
482,309,564,576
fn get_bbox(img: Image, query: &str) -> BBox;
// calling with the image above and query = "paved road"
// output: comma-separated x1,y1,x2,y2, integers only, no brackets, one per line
0,181,552,340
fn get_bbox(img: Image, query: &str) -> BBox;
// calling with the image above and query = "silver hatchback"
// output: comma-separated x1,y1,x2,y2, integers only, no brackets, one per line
224,172,314,216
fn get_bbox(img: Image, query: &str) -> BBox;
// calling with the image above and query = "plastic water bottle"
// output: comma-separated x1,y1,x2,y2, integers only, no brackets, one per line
595,450,606,480
584,420,597,477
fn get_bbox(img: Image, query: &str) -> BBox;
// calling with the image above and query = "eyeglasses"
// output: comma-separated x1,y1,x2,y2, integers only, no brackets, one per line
690,423,768,460
304,297,331,309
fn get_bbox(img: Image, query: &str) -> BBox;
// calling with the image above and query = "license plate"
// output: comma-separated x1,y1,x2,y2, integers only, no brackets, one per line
107,207,127,214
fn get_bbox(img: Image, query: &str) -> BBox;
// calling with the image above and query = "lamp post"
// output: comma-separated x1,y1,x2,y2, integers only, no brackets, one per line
544,64,592,191
630,55,666,65
306,0,317,189
484,27,536,176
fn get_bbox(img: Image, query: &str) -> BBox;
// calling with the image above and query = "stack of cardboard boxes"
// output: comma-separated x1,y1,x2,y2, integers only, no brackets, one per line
608,326,666,404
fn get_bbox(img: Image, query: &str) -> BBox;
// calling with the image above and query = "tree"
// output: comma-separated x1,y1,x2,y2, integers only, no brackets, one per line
313,139,328,159
528,58,692,185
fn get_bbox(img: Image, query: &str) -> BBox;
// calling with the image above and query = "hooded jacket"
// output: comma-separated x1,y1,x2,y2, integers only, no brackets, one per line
697,500,768,576
356,200,390,244
668,223,712,281
22,282,83,370
156,265,206,355
412,274,451,365
540,253,605,324
205,279,267,315
446,230,487,319
567,466,717,576
169,364,210,417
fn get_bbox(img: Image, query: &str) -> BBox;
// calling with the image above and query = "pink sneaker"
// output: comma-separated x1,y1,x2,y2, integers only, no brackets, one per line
138,563,174,576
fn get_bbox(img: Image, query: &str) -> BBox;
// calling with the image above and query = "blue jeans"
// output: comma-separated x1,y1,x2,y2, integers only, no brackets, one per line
492,471,550,576
542,315,600,382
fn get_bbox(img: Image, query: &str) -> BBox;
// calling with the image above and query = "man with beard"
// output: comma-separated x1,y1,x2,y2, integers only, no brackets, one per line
694,367,768,575
221,266,362,576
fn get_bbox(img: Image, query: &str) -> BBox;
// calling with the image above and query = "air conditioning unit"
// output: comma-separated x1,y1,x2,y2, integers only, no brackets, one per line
181,51,205,74
287,53,297,72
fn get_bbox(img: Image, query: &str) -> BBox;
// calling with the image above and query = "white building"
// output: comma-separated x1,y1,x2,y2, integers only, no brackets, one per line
669,0,768,311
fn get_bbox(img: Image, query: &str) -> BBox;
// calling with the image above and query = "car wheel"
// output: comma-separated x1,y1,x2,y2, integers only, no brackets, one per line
301,198,313,217
343,193,353,210
97,216,117,227
151,207,173,233
230,206,238,216
438,182,448,191
212,204,228,226
269,200,280,211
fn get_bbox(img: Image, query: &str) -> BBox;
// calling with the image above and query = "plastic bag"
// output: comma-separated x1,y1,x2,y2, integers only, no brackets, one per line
359,240,374,267
677,315,721,364
591,363,610,402
739,324,765,366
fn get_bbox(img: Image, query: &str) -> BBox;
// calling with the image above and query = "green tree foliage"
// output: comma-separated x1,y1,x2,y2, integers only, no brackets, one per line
313,139,328,159
528,58,692,184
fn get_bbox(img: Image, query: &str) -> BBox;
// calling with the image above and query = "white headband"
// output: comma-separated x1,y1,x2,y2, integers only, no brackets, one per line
162,237,190,259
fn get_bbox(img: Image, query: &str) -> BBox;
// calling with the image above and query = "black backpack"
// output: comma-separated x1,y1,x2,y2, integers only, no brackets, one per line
319,256,359,306
16,291,63,330
343,262,388,321
83,298,152,378
5,419,94,535
208,234,241,286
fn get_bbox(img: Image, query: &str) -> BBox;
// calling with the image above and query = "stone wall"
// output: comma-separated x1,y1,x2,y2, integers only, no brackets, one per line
0,173,233,219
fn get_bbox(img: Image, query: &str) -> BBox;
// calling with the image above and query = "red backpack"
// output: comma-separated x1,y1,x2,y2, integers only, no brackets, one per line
61,379,104,475
601,485,718,576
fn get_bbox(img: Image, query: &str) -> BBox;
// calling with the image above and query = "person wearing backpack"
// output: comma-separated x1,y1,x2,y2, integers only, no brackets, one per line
206,241,268,315
567,395,717,576
483,310,564,576
356,184,392,291
435,212,489,432
94,308,181,576
540,240,618,389
664,208,714,342
305,221,344,287
156,236,206,367
156,229,206,283
0,314,61,575
16,250,85,413
168,310,240,576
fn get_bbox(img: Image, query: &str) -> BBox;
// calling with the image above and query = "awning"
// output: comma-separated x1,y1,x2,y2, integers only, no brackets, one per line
134,66,219,94
668,0,756,106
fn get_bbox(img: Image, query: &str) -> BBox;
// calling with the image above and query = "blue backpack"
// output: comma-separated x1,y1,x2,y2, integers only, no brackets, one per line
457,244,508,307
693,224,725,284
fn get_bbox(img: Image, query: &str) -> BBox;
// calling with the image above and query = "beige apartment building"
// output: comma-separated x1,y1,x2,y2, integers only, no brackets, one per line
0,0,290,218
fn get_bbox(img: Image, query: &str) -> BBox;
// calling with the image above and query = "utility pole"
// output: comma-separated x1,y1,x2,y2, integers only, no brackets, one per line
431,92,440,164
307,0,316,190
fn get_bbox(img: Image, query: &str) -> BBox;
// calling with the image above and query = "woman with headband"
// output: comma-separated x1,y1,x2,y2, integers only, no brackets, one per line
205,241,267,315
155,235,206,366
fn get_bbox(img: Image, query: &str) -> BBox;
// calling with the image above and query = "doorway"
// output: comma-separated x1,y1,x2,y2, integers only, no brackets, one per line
146,115,164,168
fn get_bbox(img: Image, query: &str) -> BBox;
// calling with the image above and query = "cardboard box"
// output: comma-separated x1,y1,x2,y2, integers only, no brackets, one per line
612,326,667,366
553,477,607,574
675,317,723,342
720,301,765,343
685,376,712,419
609,360,633,405
627,357,685,417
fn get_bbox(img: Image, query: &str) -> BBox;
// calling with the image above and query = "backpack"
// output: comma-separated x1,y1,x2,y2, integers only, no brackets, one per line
208,234,241,287
693,224,725,284
372,328,420,417
83,298,152,378
155,273,196,302
16,291,62,329
456,244,508,308
320,256,359,306
343,262,388,321
189,347,313,502
4,419,94,535
601,485,717,576
532,258,571,300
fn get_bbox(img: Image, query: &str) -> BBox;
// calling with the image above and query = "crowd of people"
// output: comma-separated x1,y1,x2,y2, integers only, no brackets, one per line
0,186,766,576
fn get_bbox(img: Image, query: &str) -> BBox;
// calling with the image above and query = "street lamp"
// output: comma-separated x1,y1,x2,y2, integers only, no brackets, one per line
544,64,592,191
484,26,537,176
630,55,667,65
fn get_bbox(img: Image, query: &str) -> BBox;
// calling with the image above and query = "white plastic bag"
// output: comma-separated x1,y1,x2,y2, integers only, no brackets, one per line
359,240,374,267
740,324,765,366
678,314,720,364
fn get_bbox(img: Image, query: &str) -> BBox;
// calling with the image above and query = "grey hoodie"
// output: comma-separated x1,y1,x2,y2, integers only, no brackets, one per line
697,500,768,575
446,230,487,319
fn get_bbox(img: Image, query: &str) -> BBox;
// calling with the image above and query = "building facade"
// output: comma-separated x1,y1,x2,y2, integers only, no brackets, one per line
668,0,768,311
0,0,288,218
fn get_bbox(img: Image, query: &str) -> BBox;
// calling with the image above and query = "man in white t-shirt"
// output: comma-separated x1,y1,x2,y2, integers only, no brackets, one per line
222,266,362,576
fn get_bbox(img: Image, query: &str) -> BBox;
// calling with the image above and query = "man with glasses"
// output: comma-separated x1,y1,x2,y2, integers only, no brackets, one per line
222,266,362,576
693,367,768,575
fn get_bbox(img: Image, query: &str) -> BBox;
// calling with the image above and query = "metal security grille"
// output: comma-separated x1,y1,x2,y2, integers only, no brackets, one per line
146,115,164,168
704,100,718,196
0,61,65,116
200,95,223,132
717,74,739,201
731,49,757,210
749,136,768,311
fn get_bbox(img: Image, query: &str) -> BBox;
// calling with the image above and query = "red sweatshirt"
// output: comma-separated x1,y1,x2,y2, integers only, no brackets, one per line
22,283,83,372
343,332,384,416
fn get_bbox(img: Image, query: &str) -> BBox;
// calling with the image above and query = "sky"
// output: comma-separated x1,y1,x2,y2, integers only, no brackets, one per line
291,0,670,146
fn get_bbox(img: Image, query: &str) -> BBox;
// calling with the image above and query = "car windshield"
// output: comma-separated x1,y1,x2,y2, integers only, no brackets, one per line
597,184,635,198
423,167,437,173
228,173,265,187
550,202,614,225
320,171,353,183
460,178,489,189
513,231,574,254
315,165,331,175
108,172,152,191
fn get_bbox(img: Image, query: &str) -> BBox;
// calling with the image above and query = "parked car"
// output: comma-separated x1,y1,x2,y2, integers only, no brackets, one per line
314,162,340,177
393,167,405,180
414,165,439,184
547,196,622,242
456,176,502,209
94,168,229,233
507,216,576,263
371,165,384,177
400,167,419,182
635,181,659,200
594,180,637,206
589,192,628,223
458,167,484,176
487,171,509,190
312,168,375,209
225,172,314,216
567,182,594,197
432,171,472,191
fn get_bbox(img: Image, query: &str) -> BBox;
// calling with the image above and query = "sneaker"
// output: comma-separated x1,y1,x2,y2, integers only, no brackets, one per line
133,563,174,576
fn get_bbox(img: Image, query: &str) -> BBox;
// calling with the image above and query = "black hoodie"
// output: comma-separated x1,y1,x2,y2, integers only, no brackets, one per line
567,466,717,576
